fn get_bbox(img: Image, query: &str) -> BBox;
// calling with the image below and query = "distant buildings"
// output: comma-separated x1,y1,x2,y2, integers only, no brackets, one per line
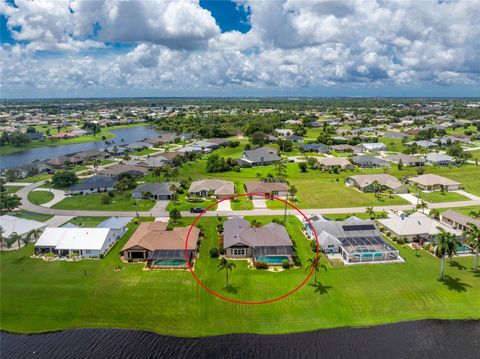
238,147,281,167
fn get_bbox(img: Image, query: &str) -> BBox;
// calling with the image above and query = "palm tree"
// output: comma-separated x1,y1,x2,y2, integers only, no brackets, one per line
372,180,381,199
8,232,21,250
417,200,428,213
365,206,375,220
169,184,178,201
0,226,4,249
433,228,459,279
217,258,236,287
26,228,42,244
152,167,162,181
465,223,480,272
305,257,320,285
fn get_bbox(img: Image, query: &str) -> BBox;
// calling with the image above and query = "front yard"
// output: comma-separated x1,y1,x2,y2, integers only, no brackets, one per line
27,190,55,205
52,192,155,211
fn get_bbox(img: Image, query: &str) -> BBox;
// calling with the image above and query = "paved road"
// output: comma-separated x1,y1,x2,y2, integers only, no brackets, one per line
17,181,480,218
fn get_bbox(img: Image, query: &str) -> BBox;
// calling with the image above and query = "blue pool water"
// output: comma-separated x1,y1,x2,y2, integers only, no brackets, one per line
456,245,473,254
256,256,289,265
154,259,186,267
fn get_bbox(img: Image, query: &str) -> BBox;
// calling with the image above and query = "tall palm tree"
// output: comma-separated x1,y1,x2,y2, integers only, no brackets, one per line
305,257,320,285
26,228,42,244
169,184,178,201
372,180,381,199
8,232,21,250
433,228,459,279
217,258,236,288
465,223,480,272
152,167,162,181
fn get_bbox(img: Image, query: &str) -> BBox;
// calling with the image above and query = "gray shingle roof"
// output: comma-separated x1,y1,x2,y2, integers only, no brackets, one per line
70,175,117,191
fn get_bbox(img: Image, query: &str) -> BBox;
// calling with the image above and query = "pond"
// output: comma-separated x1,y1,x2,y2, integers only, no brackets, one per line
0,126,162,169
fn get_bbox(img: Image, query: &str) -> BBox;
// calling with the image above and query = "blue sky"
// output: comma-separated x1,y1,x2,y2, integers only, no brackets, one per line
1,0,479,99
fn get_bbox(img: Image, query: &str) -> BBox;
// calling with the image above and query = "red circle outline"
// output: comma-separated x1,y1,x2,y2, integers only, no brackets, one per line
184,193,319,305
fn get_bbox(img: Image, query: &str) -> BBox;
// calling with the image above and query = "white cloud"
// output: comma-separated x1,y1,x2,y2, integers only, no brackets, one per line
1,0,479,97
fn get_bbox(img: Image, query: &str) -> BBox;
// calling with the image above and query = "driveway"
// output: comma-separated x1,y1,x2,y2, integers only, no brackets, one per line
452,190,480,201
252,199,267,209
397,193,420,205
33,188,66,208
217,199,231,211
45,215,74,227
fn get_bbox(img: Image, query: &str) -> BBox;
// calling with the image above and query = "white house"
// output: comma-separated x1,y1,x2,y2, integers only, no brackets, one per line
356,143,387,152
35,228,116,258
0,215,47,239
96,217,131,239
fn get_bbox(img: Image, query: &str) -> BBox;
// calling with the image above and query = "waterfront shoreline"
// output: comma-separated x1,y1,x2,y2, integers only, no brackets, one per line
1,320,479,358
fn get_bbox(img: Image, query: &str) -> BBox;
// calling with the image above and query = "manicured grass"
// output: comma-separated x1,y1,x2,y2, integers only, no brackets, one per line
0,132,115,156
438,205,480,216
11,210,53,222
27,190,55,205
419,191,469,203
129,149,159,156
1,216,479,337
166,192,217,212
378,138,407,152
68,216,110,227
230,182,254,211
468,150,480,162
52,192,155,211
18,174,52,183
5,185,23,193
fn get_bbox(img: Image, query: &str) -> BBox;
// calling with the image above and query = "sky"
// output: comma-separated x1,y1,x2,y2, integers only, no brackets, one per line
0,0,479,99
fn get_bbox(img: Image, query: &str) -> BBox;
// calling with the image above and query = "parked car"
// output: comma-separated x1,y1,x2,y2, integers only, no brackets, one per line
190,207,204,214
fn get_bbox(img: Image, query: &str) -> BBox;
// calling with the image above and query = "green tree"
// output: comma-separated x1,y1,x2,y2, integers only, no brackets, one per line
305,257,320,285
298,162,308,172
26,228,42,244
169,184,178,201
8,232,21,250
465,223,480,272
433,228,460,279
0,180,22,214
365,206,375,220
101,193,112,204
217,257,236,287
51,171,78,188
169,208,182,224
397,159,404,170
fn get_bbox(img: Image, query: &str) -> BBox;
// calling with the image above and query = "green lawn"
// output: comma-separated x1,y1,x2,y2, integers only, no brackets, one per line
52,192,155,211
166,192,218,212
468,150,480,162
11,210,53,222
68,216,110,227
27,190,55,205
5,185,23,193
230,182,254,211
1,216,479,337
378,138,407,152
438,205,480,216
18,174,52,183
129,148,159,156
419,191,469,203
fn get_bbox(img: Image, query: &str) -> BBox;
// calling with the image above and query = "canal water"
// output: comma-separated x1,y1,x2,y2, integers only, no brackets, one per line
0,126,161,169
1,320,479,359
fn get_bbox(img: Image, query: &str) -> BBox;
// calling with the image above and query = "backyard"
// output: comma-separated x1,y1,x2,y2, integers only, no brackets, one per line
0,216,479,337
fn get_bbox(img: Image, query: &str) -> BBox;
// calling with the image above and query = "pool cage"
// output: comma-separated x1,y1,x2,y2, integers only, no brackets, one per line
252,246,295,264
339,236,400,264
147,249,194,268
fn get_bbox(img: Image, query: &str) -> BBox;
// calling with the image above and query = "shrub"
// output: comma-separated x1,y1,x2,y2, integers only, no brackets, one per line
133,218,140,225
216,223,224,232
293,257,301,266
209,247,219,258
127,258,133,263
282,259,290,269
255,261,269,269
101,193,112,204
99,254,104,259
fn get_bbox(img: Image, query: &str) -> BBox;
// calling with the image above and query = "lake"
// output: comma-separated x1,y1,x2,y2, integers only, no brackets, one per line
0,126,161,169
1,320,479,359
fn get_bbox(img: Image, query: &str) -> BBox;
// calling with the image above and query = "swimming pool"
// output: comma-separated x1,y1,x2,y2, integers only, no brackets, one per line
456,245,473,254
153,259,187,267
255,256,289,265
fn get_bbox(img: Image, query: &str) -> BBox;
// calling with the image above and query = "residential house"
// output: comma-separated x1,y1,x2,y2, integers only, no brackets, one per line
124,142,153,151
68,175,117,195
26,131,44,140
408,174,461,191
244,181,289,198
189,179,234,199
329,144,354,153
405,140,438,149
223,218,295,263
301,143,329,154
75,149,108,162
35,228,117,258
346,174,407,193
378,212,461,242
286,134,304,143
355,143,387,153
304,217,400,263
440,210,480,232
275,129,293,137
238,147,281,167
384,154,425,167
316,157,354,170
0,215,47,240
383,131,409,140
97,217,132,239
425,153,455,166
121,221,200,268
350,155,389,168
132,182,180,200
97,164,148,178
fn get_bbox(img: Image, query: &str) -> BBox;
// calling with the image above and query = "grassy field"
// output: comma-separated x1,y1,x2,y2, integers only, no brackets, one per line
438,206,480,216
5,185,23,193
52,192,155,211
378,138,407,152
230,182,254,211
129,149,159,156
11,210,53,222
1,215,479,337
27,190,55,205
0,132,115,156
419,191,469,203
166,193,218,212
68,216,110,227
18,174,52,183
